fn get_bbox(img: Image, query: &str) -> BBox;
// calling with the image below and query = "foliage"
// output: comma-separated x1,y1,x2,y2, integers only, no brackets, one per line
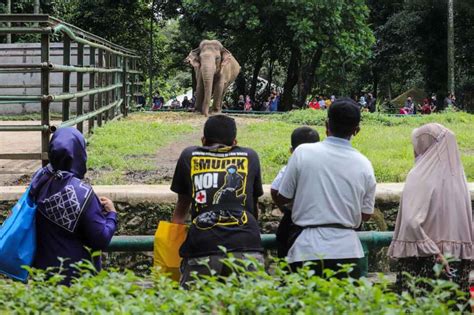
0,258,469,314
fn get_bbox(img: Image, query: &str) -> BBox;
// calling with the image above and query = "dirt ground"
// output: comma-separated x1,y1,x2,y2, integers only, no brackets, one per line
0,113,263,186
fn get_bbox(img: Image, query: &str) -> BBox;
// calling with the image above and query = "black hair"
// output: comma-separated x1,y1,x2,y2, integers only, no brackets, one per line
203,115,237,146
291,126,320,150
327,98,361,138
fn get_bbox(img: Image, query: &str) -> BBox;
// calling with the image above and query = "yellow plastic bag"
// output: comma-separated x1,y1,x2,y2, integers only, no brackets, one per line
153,221,188,281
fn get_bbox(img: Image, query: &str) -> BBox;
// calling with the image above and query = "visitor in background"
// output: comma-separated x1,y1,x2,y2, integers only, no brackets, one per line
171,98,181,109
308,98,320,110
421,98,436,114
358,95,367,109
152,92,163,111
330,95,336,103
270,92,279,112
237,95,245,110
244,95,253,111
271,126,320,258
388,123,473,292
367,93,376,113
318,96,326,109
30,128,117,285
429,93,438,110
400,96,414,115
182,96,191,109
171,115,264,287
190,93,196,109
276,99,376,278
263,96,271,111
325,97,332,109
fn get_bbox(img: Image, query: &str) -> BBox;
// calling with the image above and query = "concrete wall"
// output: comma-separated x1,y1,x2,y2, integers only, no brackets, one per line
0,43,96,115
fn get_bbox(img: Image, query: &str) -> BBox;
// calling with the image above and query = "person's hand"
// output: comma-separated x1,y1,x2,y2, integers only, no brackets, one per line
99,196,116,213
436,253,451,274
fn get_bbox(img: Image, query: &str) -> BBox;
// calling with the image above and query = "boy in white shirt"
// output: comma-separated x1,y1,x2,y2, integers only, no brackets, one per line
270,127,320,258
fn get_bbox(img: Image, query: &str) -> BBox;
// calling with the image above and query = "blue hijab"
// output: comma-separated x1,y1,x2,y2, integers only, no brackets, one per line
29,128,94,233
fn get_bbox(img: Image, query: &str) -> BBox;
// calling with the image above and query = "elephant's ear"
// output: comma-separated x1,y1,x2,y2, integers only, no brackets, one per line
185,48,200,68
221,48,233,66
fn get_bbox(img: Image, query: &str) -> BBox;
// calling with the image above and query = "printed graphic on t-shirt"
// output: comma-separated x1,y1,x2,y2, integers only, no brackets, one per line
190,153,249,230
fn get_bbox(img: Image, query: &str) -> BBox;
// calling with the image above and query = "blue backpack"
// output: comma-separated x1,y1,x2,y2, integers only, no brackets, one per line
0,187,37,282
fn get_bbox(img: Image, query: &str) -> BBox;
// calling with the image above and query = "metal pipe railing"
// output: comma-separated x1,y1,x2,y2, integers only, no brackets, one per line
0,14,142,162
106,232,394,277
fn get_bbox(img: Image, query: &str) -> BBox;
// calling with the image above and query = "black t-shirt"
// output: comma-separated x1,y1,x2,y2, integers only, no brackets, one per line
171,145,264,258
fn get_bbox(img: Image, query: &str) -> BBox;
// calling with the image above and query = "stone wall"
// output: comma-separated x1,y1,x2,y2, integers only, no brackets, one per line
0,198,398,273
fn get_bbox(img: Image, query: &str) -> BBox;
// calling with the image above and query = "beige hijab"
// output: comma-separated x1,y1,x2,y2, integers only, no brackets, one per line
388,123,473,259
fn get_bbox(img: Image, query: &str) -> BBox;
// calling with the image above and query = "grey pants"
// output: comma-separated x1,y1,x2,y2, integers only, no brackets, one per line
180,252,264,287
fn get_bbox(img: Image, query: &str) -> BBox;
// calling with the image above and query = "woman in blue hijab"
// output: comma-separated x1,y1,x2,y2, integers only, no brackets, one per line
29,128,117,285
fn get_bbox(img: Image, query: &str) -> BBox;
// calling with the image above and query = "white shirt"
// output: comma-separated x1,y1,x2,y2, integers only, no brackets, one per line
278,137,376,262
271,166,286,191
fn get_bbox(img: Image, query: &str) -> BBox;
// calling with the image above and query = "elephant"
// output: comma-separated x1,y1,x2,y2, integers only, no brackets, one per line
185,40,241,116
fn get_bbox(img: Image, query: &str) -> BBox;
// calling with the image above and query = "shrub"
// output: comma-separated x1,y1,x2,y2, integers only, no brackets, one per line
0,258,469,314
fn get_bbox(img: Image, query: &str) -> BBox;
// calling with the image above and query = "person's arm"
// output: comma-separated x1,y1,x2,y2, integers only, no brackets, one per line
276,151,299,209
79,195,117,250
170,149,192,224
252,151,264,220
172,194,192,224
361,170,377,222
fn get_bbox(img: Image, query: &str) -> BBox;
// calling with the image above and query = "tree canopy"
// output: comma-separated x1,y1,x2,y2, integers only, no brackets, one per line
0,0,473,110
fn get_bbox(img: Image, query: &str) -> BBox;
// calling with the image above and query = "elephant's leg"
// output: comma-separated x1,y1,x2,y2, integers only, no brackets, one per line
194,69,204,113
212,79,226,113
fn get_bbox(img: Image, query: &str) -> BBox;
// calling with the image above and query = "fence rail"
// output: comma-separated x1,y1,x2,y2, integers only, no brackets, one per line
106,232,394,277
0,14,142,165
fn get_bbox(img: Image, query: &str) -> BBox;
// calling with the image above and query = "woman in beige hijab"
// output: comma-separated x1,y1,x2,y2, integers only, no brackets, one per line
388,123,473,292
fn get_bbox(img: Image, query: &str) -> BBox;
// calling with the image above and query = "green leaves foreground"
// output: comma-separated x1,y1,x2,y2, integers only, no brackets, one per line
0,257,470,314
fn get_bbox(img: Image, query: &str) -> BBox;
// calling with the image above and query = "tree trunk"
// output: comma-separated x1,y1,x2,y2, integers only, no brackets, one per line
6,0,11,44
266,59,274,97
249,46,264,100
280,48,301,111
447,0,455,94
297,48,323,107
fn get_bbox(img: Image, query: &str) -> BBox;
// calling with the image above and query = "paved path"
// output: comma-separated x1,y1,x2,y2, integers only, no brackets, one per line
0,120,89,185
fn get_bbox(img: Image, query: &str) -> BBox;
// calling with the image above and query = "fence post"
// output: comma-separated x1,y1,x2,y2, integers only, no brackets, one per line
62,35,71,122
77,43,84,133
104,51,110,122
40,32,50,166
122,56,128,117
131,59,136,105
88,46,96,134
97,49,103,127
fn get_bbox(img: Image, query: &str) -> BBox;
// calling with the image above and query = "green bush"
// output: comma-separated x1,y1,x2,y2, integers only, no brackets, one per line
0,259,469,314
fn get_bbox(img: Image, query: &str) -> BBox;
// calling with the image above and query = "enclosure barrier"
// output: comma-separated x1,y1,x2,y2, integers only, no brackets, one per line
107,232,394,277
0,14,143,164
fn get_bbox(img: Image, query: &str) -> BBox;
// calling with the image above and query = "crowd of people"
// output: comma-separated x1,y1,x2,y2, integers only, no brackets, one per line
400,93,458,115
6,98,471,296
150,92,196,111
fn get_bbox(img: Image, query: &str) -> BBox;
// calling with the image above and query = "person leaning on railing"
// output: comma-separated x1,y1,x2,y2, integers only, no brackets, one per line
29,128,118,285
275,99,376,278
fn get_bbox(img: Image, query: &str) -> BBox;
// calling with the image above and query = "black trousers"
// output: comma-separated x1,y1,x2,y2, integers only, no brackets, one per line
289,258,361,279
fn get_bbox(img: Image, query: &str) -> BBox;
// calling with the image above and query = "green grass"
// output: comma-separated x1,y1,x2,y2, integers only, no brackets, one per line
87,115,194,184
84,111,474,184
240,110,474,183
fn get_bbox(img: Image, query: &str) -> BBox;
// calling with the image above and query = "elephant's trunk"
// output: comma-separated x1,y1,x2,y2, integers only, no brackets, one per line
200,54,216,116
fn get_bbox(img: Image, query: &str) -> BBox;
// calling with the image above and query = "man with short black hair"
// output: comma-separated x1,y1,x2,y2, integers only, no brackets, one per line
171,115,264,286
276,98,376,278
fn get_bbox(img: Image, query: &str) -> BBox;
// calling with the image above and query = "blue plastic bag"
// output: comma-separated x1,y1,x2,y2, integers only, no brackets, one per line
0,187,37,282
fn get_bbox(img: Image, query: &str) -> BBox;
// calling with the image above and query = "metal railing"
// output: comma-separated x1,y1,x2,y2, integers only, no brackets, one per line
106,232,394,277
0,14,142,164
